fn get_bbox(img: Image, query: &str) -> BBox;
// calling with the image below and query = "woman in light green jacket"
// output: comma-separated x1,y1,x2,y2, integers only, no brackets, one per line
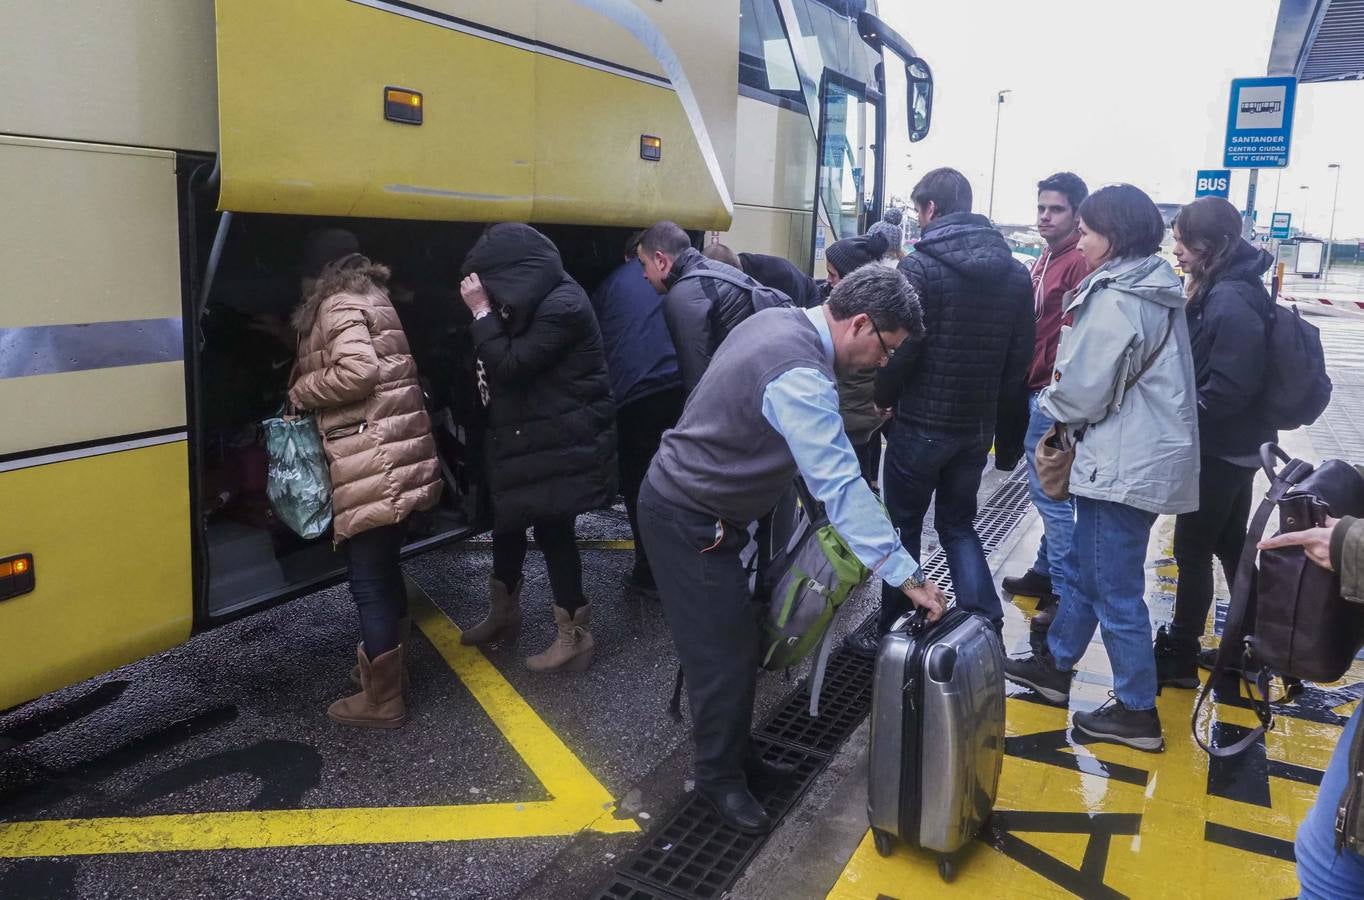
1003,184,1199,753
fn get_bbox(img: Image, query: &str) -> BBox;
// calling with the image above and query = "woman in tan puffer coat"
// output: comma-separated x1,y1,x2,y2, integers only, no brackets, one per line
288,229,442,729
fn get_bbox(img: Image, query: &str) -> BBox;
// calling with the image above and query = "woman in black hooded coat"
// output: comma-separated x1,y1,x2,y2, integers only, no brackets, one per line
457,223,617,673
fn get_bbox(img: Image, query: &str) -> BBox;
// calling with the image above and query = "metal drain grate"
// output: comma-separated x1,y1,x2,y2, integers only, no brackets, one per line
920,548,954,601
614,737,828,899
596,465,1035,898
977,508,1028,553
757,652,875,753
983,472,1033,512
592,876,686,900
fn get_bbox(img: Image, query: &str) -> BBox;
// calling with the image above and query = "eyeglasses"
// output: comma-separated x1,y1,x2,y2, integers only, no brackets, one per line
870,320,895,360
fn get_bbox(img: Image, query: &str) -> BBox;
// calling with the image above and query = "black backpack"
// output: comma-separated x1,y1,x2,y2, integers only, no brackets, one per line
678,266,793,340
1261,304,1332,430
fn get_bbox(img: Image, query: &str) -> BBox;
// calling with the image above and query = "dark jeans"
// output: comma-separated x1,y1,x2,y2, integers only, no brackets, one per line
1171,456,1256,643
345,523,407,657
492,516,585,614
638,479,760,792
879,423,1001,631
617,387,685,586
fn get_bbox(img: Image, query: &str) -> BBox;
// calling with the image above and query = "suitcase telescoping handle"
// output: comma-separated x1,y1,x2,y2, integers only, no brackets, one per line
893,609,932,635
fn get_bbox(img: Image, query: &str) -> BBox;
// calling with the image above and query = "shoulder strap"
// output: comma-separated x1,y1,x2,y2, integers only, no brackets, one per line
807,624,839,718
793,475,821,519
1124,308,1177,391
678,266,758,294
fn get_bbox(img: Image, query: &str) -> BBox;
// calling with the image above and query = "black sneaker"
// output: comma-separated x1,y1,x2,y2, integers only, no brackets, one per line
1003,654,1073,705
1072,694,1164,752
1002,568,1053,598
1154,626,1200,689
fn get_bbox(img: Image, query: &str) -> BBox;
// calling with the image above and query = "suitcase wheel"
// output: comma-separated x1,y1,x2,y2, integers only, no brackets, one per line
871,829,894,857
937,856,957,883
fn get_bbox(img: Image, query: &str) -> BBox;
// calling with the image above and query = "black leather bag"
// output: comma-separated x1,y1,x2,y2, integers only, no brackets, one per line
1193,443,1364,757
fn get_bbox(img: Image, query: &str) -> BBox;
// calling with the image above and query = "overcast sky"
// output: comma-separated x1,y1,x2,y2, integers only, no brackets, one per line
879,0,1360,240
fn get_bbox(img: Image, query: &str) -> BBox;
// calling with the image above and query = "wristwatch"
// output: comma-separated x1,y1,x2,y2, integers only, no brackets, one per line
473,308,491,321
904,566,927,590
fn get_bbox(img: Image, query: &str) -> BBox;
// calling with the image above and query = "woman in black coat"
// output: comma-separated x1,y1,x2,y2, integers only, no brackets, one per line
1157,197,1277,686
457,224,617,673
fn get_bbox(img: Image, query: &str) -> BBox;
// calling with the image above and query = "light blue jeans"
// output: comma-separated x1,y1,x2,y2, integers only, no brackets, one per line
1046,497,1159,710
1297,703,1364,898
1024,391,1075,602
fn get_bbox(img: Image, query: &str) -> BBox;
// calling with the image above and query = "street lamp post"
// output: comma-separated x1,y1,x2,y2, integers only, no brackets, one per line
1327,163,1342,274
987,89,1011,221
1299,185,1311,237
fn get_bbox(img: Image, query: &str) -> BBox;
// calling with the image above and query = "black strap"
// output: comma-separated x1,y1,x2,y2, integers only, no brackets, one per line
1192,444,1315,757
1124,309,1177,391
1191,495,1276,756
668,665,685,722
793,475,821,518
677,266,760,294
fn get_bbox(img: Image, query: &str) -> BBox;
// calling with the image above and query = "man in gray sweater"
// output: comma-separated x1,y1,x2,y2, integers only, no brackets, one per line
639,265,947,835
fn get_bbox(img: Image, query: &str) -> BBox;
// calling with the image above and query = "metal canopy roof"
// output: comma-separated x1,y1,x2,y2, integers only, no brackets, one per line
1269,0,1364,81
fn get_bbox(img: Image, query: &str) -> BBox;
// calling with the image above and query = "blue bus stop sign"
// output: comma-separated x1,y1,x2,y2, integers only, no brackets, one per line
1194,169,1231,198
1271,212,1292,239
1223,76,1296,168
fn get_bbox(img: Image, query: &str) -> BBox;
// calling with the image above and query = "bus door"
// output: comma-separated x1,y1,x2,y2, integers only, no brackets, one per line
0,135,193,710
814,72,881,252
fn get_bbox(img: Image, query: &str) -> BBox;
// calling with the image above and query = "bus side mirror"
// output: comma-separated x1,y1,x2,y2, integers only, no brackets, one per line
907,57,933,142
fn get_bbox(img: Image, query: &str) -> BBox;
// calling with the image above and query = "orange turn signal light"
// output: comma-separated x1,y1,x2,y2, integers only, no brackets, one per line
384,86,424,125
0,553,34,601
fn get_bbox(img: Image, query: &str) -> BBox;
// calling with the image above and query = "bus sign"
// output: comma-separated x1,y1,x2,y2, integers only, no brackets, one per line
1223,76,1296,169
1271,212,1292,240
1194,169,1231,198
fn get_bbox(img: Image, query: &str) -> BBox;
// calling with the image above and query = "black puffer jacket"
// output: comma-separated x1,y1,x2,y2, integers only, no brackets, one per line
662,248,763,392
1188,240,1277,462
875,213,1034,437
463,224,618,532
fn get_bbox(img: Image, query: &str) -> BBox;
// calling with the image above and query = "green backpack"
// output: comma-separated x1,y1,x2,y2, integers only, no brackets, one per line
759,478,872,715
667,480,874,723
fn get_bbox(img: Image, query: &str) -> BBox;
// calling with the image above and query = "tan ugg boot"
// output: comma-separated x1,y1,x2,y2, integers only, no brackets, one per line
525,604,594,673
461,577,523,646
351,617,412,688
328,643,407,729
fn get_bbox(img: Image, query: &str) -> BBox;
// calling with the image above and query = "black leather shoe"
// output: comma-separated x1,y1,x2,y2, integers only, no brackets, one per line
1002,568,1053,599
745,756,798,791
699,786,772,835
845,628,881,659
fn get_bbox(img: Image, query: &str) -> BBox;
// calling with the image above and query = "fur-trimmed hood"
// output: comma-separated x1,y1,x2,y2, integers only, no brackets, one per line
291,257,392,333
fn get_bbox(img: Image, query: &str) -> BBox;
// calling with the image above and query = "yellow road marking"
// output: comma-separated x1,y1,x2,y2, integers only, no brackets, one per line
0,581,636,858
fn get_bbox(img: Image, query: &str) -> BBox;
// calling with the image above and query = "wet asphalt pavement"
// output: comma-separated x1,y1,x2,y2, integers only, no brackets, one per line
0,498,929,899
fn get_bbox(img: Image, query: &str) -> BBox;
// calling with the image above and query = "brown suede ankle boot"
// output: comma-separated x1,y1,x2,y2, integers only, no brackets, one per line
351,617,412,688
329,643,407,729
525,604,594,673
461,577,523,646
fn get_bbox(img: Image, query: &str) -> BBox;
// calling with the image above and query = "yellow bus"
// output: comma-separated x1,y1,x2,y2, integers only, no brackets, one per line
0,0,931,710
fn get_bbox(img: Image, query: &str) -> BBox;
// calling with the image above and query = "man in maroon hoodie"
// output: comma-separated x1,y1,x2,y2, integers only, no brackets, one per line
1002,173,1091,630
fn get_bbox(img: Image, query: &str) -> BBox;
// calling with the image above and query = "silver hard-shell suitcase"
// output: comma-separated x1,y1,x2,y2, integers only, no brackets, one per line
866,608,1006,881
